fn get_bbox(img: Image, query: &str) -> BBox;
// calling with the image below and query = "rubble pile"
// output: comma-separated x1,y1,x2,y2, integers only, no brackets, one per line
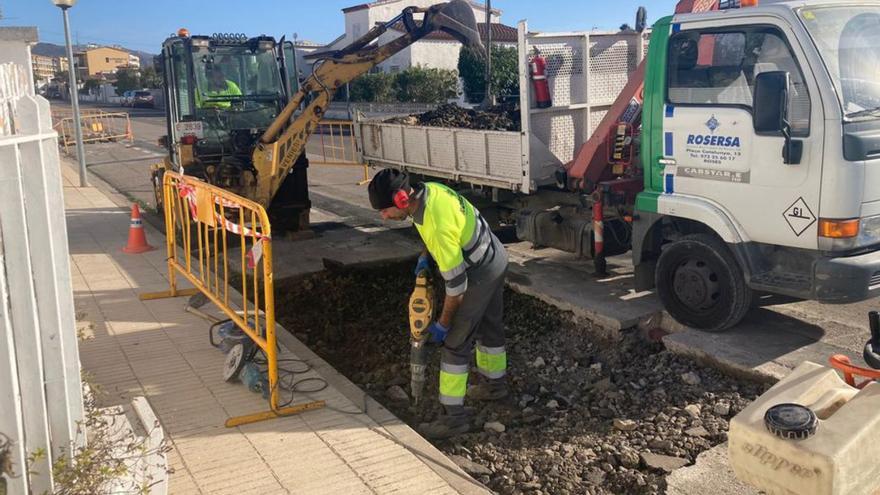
385,103,521,132
275,263,766,495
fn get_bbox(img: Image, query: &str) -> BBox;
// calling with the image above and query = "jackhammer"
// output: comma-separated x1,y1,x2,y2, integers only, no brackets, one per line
408,270,435,405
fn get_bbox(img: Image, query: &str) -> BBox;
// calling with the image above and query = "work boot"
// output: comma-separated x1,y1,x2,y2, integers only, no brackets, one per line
468,378,509,401
418,406,470,439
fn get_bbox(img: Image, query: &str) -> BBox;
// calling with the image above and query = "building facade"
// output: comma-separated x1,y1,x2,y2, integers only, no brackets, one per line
302,0,511,75
76,46,136,77
32,54,55,82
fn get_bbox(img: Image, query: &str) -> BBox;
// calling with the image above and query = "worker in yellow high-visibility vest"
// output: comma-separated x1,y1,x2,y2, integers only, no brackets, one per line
369,168,509,439
199,66,241,109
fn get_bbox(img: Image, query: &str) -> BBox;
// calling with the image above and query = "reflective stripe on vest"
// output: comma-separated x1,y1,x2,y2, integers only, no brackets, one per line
414,183,493,296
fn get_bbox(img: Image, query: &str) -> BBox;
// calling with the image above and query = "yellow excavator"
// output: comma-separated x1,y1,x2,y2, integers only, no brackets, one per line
152,1,482,231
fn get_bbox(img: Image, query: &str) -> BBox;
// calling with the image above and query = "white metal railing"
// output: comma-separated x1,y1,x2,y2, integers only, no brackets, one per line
0,62,84,494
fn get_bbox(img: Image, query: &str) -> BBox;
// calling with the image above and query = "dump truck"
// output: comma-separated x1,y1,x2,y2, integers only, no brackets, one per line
355,0,880,331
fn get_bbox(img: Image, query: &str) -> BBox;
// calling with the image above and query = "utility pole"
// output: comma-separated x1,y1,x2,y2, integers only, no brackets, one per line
292,32,299,94
481,0,495,108
53,0,88,187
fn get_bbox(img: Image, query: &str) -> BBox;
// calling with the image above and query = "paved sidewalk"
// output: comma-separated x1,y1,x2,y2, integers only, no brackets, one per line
63,163,482,495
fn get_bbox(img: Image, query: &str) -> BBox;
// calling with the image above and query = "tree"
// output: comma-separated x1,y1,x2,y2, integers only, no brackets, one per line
53,70,69,84
114,68,140,96
82,78,102,94
348,72,396,103
141,66,162,89
458,45,519,104
394,66,458,103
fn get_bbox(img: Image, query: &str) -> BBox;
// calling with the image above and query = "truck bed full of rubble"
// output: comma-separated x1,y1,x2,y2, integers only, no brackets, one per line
384,103,521,132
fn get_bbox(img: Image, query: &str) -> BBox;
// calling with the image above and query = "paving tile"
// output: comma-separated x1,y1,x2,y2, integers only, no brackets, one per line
66,172,462,495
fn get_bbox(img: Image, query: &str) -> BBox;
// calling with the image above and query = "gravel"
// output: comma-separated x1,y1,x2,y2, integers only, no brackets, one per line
384,103,521,131
274,262,767,495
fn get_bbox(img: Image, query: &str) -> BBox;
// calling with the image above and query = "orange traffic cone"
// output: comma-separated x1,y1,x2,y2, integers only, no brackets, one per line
122,204,156,254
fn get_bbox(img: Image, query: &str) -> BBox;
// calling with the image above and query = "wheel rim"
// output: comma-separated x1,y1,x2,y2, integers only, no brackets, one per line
672,258,721,312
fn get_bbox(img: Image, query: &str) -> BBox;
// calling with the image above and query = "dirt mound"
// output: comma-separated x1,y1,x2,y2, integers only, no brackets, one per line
385,103,521,132
275,263,766,495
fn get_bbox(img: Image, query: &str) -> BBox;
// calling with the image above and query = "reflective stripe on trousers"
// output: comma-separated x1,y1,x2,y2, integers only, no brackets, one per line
439,362,468,406
476,344,507,379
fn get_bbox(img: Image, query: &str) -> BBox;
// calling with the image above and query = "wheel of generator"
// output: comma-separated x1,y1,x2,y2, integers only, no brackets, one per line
223,342,248,382
655,233,752,332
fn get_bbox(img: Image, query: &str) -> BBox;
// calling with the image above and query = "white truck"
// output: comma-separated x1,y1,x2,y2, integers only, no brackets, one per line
355,0,880,332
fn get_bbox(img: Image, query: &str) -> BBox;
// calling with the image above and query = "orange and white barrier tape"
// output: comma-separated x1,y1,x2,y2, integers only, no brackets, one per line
176,183,269,268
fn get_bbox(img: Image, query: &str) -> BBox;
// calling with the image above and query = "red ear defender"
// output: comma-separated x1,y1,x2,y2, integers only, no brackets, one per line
393,189,410,209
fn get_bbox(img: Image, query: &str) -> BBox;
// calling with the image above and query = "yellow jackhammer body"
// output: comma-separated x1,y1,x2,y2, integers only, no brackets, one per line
408,272,434,404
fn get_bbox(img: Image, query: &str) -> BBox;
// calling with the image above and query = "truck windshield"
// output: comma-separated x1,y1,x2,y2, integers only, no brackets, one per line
192,45,282,127
799,6,880,119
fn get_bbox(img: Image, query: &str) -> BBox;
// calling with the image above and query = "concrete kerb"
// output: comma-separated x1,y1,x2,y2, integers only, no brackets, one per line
61,157,491,495
273,330,490,495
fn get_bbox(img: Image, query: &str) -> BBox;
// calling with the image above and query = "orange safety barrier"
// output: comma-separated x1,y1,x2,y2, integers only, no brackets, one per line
55,110,134,153
140,171,324,426
309,119,370,185
828,354,880,389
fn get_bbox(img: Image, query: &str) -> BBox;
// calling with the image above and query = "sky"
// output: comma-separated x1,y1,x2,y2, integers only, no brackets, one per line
4,0,678,53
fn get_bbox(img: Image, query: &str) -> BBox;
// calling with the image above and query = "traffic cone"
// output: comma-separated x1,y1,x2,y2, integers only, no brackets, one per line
122,204,156,254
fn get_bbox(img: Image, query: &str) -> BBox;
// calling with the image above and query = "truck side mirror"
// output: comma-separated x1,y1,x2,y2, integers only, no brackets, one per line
158,135,169,148
753,71,801,164
753,71,789,133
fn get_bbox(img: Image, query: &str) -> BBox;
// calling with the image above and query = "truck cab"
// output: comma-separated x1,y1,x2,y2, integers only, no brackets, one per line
153,30,309,229
635,0,880,330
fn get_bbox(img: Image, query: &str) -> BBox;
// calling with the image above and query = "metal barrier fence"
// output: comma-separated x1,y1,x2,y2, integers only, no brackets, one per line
310,119,370,185
54,110,133,153
140,171,324,427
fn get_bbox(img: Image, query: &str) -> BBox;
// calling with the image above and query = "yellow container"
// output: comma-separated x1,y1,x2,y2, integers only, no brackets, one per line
729,361,880,495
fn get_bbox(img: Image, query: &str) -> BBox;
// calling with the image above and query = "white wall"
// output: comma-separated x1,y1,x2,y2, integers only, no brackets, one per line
0,41,35,94
409,41,461,72
344,9,371,47
377,30,411,72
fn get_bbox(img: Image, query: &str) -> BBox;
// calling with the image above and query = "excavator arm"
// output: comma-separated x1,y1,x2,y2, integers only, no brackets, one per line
250,0,482,208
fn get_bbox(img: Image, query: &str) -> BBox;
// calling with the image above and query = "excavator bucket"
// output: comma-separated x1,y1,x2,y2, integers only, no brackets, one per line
429,0,484,55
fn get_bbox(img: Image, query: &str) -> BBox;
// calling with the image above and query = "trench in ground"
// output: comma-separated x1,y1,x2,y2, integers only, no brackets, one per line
273,261,768,495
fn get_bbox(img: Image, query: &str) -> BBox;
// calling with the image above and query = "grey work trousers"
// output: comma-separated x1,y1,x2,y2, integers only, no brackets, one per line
439,232,508,406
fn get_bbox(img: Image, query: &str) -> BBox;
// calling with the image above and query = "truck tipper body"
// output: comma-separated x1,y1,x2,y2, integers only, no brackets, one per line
355,0,880,331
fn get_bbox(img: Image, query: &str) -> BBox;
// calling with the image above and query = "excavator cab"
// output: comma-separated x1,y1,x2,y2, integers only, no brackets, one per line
151,1,480,232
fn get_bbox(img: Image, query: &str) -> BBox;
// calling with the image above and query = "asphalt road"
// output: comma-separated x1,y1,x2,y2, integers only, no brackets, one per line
54,101,360,210
54,100,880,379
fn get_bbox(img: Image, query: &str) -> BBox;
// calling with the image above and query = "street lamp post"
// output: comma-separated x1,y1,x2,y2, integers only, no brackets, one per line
482,0,495,108
292,32,299,94
52,0,88,187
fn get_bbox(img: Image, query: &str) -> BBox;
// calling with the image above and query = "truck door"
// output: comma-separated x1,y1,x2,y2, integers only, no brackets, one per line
661,20,823,250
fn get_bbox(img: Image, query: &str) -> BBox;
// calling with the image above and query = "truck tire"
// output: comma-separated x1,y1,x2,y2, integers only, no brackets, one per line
655,233,752,332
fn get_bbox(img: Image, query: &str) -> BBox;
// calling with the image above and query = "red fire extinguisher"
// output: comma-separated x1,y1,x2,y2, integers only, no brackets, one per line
530,49,552,109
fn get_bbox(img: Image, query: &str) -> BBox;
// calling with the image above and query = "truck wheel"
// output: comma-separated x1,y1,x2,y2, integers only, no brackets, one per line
655,233,752,332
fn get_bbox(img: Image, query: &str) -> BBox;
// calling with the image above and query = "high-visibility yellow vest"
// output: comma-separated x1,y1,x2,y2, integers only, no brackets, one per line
199,80,241,109
413,183,492,296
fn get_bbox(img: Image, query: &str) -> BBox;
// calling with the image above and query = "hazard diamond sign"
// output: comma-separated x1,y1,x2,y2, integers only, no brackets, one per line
783,197,816,237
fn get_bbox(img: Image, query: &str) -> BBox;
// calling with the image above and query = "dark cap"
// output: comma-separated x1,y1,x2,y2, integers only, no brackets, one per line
764,403,818,440
368,168,410,210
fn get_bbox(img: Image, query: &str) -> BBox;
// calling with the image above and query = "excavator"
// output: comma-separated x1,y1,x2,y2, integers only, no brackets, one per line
152,1,482,231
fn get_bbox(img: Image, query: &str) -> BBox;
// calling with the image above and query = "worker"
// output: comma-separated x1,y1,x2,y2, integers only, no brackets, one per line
199,66,241,109
368,168,509,439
